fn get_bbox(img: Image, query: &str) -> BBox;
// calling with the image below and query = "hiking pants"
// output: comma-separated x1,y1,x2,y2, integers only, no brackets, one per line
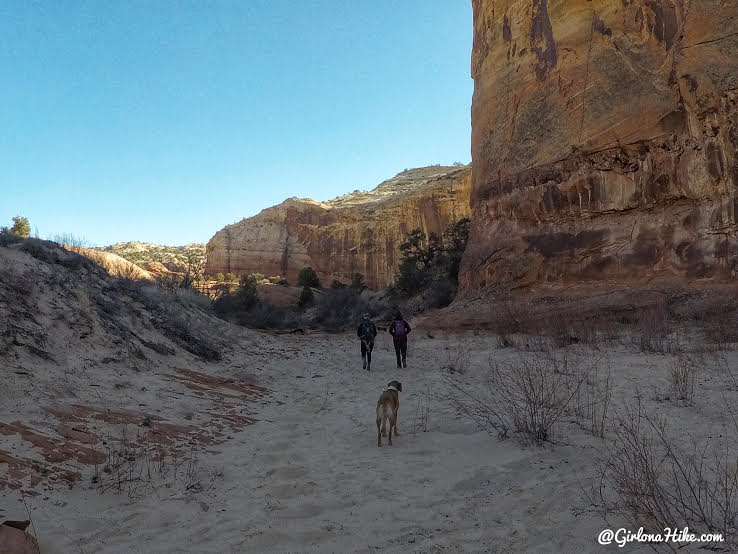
361,339,374,364
393,336,407,367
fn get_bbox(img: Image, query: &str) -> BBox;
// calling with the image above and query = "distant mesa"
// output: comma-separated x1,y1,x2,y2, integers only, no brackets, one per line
205,165,471,290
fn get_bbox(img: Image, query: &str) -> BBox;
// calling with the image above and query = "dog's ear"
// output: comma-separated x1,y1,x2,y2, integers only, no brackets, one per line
396,381,402,392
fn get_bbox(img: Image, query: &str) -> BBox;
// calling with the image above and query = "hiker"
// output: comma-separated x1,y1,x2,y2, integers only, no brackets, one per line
357,313,377,371
388,310,411,368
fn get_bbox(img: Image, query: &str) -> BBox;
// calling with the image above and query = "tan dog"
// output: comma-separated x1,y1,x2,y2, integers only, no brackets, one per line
376,380,402,447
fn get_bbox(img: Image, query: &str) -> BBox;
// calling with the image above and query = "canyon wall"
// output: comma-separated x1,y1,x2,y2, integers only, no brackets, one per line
462,0,738,292
205,166,471,290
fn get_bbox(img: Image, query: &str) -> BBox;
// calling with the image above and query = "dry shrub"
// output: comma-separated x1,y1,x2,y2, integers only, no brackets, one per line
703,305,738,346
630,300,671,353
309,288,394,332
155,272,182,292
487,300,535,336
572,355,613,439
442,341,471,374
594,398,738,551
93,426,221,499
486,299,617,349
446,350,601,445
412,384,432,435
52,233,88,252
237,302,298,330
669,355,697,404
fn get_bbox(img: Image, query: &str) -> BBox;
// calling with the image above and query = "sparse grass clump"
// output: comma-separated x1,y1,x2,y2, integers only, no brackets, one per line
668,354,697,403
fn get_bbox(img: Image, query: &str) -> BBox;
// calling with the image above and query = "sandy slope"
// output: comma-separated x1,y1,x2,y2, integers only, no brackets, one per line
4,326,738,553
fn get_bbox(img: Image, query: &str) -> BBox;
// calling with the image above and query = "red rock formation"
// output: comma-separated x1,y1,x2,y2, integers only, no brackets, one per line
462,0,738,292
205,166,471,290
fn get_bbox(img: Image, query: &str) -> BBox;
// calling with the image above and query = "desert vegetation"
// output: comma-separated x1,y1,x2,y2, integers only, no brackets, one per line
2,215,32,238
437,295,738,552
0,229,225,362
210,265,402,332
101,241,206,270
6,223,738,552
392,218,470,309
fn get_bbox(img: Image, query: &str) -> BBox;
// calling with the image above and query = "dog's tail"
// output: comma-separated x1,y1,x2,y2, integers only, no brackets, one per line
376,402,388,432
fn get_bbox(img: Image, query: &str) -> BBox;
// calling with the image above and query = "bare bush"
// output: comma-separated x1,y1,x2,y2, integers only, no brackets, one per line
412,385,432,435
630,301,671,353
442,342,471,374
155,272,182,293
421,276,456,309
703,305,738,346
237,302,298,330
572,355,613,439
307,288,396,332
51,233,88,253
669,355,697,404
485,299,615,349
446,350,597,445
311,287,367,331
93,426,220,499
593,398,738,551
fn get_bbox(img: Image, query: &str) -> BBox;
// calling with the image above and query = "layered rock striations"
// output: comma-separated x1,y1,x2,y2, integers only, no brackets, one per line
205,166,471,290
463,0,738,292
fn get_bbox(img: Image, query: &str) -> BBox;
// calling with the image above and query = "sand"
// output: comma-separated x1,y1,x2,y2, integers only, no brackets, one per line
3,324,738,553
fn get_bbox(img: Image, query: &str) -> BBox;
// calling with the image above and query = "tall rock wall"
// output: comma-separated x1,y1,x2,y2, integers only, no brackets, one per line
462,0,738,292
205,166,471,290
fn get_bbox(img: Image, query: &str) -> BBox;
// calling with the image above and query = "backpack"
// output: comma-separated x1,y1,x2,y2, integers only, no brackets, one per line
393,320,406,337
359,319,374,339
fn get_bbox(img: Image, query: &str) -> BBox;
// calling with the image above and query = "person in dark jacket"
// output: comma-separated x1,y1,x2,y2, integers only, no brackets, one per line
357,313,378,371
388,310,411,368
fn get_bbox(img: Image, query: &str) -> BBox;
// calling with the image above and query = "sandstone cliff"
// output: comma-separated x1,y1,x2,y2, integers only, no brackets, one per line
462,0,738,292
205,166,471,290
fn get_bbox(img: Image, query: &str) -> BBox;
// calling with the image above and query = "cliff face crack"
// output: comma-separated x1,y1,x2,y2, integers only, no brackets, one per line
579,12,596,146
681,31,738,49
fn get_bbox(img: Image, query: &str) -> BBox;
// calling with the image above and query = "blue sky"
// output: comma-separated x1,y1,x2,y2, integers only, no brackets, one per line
1,1,472,246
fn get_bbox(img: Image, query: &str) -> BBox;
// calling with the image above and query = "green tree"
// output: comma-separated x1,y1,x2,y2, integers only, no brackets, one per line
297,266,321,289
10,216,30,238
442,218,471,282
394,218,470,298
234,274,258,310
396,229,441,295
